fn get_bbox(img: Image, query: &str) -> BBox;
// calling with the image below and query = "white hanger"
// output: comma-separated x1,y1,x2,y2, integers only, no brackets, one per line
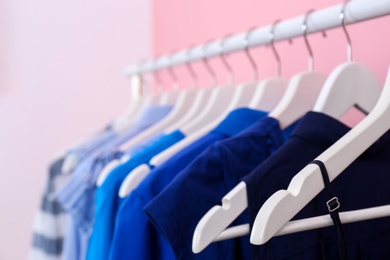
118,30,288,198
250,3,385,244
112,61,172,134
96,64,199,187
148,28,290,170
118,55,199,152
62,68,165,174
98,46,219,188
251,67,387,245
119,47,224,193
244,26,288,112
178,37,243,137
192,15,328,253
117,50,217,196
164,48,214,134
111,70,149,134
312,9,380,119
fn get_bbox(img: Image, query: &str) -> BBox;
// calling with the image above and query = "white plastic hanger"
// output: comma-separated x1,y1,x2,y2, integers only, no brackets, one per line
192,15,328,254
312,7,380,119
147,28,291,170
118,29,288,198
118,55,199,152
250,3,385,244
111,63,151,134
178,37,244,137
163,48,214,133
117,49,217,195
244,26,288,112
114,55,186,140
62,66,166,175
112,60,173,134
251,67,387,244
95,69,177,186
96,58,199,186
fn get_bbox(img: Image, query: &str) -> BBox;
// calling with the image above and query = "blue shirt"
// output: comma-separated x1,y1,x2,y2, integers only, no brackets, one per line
242,112,390,259
109,108,268,260
56,105,172,260
86,130,185,260
144,117,297,260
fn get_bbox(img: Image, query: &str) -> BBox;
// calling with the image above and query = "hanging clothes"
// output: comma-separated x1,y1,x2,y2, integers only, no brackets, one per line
107,108,269,260
29,128,116,260
54,105,172,260
242,112,390,259
143,116,298,259
86,129,186,260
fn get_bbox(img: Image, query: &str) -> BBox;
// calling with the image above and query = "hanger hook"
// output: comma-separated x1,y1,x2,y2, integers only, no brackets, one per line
243,27,259,81
340,0,352,62
152,54,166,92
302,10,327,71
269,20,282,77
302,10,315,71
201,40,217,87
136,58,148,94
154,70,165,92
166,52,180,90
185,46,198,88
218,34,235,84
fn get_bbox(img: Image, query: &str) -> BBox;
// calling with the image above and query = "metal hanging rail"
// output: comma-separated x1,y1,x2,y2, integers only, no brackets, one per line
125,0,390,76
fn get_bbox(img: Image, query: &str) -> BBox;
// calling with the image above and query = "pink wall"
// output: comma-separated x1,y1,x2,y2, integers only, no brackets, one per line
0,1,151,259
152,0,390,91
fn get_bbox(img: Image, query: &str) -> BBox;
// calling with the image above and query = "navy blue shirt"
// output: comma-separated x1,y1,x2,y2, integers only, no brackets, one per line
108,108,268,260
242,112,390,259
144,117,297,260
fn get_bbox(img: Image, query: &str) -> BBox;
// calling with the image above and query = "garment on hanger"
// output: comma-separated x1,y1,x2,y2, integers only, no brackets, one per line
107,108,268,260
242,111,390,259
29,128,116,260
61,127,117,174
55,105,172,260
86,129,187,260
30,158,69,260
143,116,298,259
96,131,168,186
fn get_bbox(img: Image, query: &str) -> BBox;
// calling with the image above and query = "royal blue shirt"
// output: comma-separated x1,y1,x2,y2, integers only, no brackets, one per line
86,130,185,260
109,108,268,260
242,112,390,259
144,116,298,260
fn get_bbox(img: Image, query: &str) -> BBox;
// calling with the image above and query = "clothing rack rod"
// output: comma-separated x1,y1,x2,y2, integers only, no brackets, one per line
125,0,390,76
214,205,390,242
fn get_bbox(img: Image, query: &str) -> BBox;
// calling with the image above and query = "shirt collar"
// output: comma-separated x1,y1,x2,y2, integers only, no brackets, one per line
290,111,390,156
291,112,351,151
213,108,268,137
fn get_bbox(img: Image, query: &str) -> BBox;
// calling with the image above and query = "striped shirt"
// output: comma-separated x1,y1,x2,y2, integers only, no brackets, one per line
29,129,116,260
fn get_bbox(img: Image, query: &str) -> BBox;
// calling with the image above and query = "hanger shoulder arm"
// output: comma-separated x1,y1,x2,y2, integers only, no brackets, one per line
118,164,151,198
192,182,247,253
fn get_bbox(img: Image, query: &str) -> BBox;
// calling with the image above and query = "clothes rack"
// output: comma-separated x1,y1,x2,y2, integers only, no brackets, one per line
125,0,390,75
